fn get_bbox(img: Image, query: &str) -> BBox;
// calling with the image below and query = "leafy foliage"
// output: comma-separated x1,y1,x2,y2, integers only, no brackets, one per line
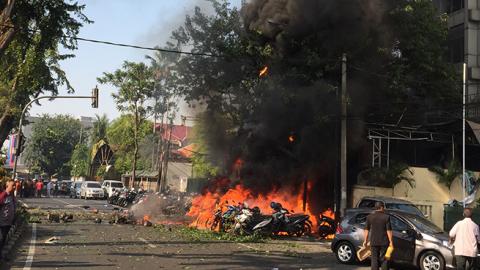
0,0,91,145
359,162,415,188
98,62,155,182
70,143,89,177
106,115,153,175
429,160,462,189
90,114,109,146
24,115,82,177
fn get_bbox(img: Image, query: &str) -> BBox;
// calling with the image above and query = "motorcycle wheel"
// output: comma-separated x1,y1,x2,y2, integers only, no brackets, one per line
318,225,332,239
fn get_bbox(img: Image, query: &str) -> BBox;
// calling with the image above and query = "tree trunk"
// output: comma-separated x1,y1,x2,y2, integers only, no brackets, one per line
0,0,16,55
132,103,139,188
0,111,14,147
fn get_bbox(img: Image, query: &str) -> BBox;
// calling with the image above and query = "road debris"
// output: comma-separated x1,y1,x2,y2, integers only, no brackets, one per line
44,236,60,244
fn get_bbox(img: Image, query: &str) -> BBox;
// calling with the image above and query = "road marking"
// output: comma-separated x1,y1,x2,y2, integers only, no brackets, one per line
139,237,156,248
23,223,37,270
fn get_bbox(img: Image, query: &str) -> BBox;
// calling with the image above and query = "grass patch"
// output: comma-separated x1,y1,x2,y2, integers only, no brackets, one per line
155,225,266,243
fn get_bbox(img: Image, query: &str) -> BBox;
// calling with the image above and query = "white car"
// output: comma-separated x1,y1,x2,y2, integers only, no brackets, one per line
101,180,124,198
80,181,104,199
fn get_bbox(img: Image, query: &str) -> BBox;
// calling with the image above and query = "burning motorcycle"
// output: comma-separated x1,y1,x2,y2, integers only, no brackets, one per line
252,202,312,237
317,213,336,239
232,206,266,235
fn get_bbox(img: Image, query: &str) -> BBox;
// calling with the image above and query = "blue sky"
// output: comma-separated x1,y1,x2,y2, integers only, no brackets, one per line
30,0,241,123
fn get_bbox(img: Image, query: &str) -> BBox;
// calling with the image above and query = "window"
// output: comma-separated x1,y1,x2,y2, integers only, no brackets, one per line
111,182,123,188
448,37,464,63
358,199,376,208
390,216,410,232
87,183,101,188
350,213,369,227
447,0,464,13
385,203,424,217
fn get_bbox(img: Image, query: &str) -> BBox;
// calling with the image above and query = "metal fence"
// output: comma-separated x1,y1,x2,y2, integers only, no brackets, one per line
443,205,480,231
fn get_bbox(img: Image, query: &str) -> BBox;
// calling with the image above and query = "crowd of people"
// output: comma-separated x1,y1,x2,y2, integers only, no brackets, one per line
11,178,61,198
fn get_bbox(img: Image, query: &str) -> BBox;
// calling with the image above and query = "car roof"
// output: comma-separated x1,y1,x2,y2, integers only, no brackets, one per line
346,208,419,218
360,196,414,205
104,180,122,182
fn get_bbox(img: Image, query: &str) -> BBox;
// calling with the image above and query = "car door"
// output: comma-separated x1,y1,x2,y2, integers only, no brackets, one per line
348,212,370,247
389,215,415,263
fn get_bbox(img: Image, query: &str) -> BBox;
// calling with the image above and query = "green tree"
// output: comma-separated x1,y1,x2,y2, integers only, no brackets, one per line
106,115,153,175
90,114,109,146
24,115,82,177
70,143,89,177
0,0,91,146
98,62,154,183
429,160,462,189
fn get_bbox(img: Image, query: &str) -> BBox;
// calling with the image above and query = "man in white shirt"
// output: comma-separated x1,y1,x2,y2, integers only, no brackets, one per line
449,208,480,270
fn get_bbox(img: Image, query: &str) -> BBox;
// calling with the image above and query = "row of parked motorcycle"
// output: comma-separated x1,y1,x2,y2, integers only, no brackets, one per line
107,188,146,207
210,201,336,238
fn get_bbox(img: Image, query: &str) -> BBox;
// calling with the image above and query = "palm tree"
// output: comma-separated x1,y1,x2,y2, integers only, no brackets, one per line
428,160,461,189
90,114,109,146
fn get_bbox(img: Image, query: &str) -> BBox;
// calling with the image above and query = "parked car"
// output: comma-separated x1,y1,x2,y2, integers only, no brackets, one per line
80,181,105,199
331,208,454,270
101,180,124,198
357,196,425,217
70,181,82,198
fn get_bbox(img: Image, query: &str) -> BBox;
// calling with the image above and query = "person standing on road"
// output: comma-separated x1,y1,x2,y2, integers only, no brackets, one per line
449,208,480,270
0,179,16,260
363,201,394,270
14,180,21,198
46,181,52,198
35,180,43,198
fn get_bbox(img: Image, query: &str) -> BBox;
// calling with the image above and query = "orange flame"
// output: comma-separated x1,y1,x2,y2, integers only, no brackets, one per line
259,66,268,77
288,135,295,143
143,215,150,222
187,180,334,235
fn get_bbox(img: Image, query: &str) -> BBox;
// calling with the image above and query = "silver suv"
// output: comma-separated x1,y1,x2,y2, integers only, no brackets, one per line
331,209,454,270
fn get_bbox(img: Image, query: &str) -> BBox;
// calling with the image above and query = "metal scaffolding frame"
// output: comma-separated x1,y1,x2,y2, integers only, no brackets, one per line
368,128,453,168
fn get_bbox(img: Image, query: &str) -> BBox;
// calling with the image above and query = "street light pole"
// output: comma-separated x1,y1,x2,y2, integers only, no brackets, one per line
11,94,96,179
340,53,348,217
462,63,467,208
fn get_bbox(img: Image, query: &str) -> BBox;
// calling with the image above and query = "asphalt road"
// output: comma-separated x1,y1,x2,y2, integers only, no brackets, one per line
0,197,394,270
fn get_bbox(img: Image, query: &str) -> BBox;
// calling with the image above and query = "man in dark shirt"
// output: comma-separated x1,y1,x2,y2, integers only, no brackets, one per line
363,201,394,270
0,179,15,260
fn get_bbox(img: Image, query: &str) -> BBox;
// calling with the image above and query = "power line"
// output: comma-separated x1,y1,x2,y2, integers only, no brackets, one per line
0,23,219,57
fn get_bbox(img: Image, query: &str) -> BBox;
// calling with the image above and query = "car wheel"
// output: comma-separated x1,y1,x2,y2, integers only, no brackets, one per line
335,241,356,264
419,251,444,270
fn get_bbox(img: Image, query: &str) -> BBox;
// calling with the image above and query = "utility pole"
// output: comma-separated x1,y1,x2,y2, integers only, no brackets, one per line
340,53,348,217
161,117,174,192
462,62,466,208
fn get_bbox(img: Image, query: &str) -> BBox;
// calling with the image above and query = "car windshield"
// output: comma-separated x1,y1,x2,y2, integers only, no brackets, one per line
386,203,424,216
75,183,82,188
87,183,101,188
111,182,123,188
405,214,443,234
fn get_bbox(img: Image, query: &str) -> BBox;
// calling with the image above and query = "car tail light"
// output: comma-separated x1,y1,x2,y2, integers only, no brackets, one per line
336,222,343,234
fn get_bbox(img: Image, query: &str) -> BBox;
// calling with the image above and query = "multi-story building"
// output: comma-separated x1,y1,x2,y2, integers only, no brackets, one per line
434,0,480,118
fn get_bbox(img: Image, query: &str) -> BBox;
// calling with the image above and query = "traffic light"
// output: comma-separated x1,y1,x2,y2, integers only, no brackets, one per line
91,86,99,108
15,132,26,155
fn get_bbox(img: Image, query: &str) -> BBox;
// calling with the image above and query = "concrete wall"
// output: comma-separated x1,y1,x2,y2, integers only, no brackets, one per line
352,167,480,229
